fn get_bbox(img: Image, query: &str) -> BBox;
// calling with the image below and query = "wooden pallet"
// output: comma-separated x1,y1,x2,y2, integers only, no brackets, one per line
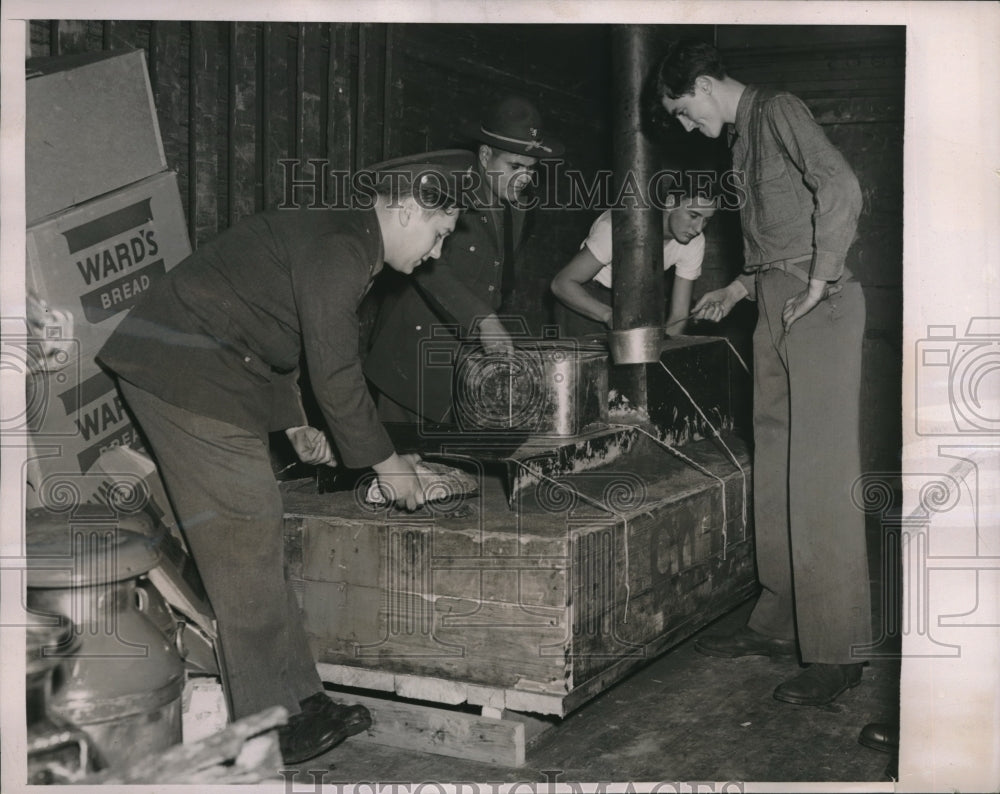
317,663,554,767
312,572,756,768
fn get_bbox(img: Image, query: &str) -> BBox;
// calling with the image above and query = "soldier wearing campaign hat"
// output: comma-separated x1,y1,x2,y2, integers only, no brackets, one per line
365,95,565,424
98,151,470,765
472,94,566,160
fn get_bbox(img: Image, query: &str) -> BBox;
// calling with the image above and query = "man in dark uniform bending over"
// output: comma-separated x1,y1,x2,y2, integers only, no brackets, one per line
99,152,471,764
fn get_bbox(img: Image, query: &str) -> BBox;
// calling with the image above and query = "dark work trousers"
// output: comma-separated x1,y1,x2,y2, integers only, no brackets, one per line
745,268,872,663
118,380,323,719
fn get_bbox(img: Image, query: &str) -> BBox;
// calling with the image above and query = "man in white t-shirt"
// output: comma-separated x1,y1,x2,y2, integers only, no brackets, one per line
551,195,715,333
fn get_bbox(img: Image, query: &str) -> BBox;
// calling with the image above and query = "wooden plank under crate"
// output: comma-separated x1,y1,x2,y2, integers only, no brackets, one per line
322,688,528,767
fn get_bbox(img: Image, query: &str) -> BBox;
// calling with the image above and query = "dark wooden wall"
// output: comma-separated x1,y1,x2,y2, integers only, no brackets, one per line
31,20,375,241
29,20,903,472
28,20,612,335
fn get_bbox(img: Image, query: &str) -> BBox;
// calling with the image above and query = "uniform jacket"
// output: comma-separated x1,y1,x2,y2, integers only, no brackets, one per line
98,207,396,469
729,85,863,299
364,163,529,422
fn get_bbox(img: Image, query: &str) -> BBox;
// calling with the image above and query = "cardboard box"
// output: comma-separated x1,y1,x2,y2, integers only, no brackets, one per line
26,170,190,496
27,170,191,363
26,359,147,504
182,678,229,744
26,49,168,223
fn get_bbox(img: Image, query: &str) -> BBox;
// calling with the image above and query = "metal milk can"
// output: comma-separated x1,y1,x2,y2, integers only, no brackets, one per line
26,609,104,784
26,506,185,771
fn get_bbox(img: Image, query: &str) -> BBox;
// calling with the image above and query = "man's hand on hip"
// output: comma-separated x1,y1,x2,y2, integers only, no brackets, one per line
782,278,828,333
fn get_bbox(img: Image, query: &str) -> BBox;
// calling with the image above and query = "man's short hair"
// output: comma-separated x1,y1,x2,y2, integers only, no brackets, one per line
673,189,719,212
656,40,727,99
654,169,720,210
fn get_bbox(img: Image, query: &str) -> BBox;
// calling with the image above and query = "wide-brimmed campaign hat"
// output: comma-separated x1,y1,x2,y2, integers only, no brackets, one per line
364,149,475,207
467,96,565,158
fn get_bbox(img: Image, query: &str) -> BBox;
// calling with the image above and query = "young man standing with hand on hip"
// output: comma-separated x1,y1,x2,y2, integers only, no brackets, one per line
656,40,870,707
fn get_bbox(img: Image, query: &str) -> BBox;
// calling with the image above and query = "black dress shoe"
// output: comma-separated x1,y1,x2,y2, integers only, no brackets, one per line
299,692,371,726
772,663,863,706
858,721,899,753
694,625,796,658
279,694,373,764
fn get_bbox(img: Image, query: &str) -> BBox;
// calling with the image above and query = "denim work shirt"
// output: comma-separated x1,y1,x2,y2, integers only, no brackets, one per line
729,85,863,299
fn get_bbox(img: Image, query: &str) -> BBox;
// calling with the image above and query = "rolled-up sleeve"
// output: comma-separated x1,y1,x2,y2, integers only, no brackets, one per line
736,272,758,301
290,233,394,469
583,211,614,265
765,96,863,283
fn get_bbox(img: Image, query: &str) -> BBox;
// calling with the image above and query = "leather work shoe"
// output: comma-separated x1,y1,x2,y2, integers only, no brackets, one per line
858,721,899,753
694,625,796,658
299,692,371,724
279,693,372,764
772,663,863,706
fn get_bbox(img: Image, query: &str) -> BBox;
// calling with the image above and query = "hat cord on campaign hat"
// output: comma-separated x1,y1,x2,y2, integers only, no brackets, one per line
479,125,555,154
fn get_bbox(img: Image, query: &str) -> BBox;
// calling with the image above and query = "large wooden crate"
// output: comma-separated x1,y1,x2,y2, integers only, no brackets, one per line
282,434,756,716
